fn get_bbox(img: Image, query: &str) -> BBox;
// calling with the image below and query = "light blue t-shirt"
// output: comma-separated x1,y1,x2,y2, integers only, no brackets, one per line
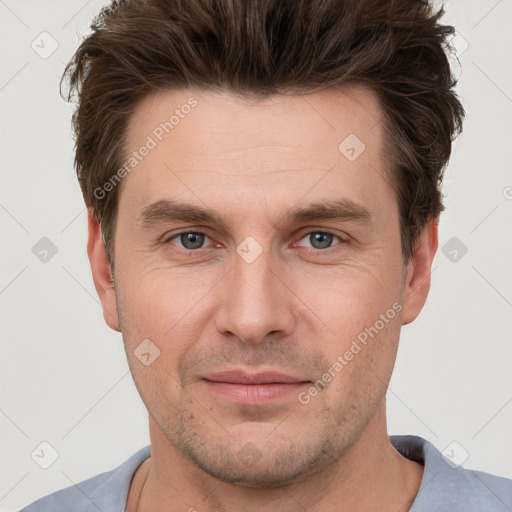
19,435,512,511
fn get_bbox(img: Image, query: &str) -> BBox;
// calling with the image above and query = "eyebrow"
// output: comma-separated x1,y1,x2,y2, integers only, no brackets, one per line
136,198,371,229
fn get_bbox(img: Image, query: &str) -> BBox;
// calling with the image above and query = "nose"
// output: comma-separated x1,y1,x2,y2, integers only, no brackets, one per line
214,245,296,345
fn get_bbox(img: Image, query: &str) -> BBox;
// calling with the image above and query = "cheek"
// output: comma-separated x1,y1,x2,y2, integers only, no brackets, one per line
292,257,404,336
317,308,402,417
115,265,216,396
291,259,403,392
116,273,193,414
116,258,207,337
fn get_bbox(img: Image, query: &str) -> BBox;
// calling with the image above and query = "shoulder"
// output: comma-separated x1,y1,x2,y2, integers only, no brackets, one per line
391,435,512,512
18,446,151,512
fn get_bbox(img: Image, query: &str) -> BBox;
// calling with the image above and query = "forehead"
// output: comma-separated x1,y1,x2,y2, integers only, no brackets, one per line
119,84,392,222
126,84,383,156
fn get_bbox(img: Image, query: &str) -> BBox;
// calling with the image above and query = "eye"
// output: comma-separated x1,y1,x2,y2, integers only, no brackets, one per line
166,231,213,250
164,230,344,253
295,231,343,251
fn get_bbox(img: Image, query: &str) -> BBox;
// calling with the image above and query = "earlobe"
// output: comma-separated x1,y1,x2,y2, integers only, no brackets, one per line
401,218,439,325
87,207,121,332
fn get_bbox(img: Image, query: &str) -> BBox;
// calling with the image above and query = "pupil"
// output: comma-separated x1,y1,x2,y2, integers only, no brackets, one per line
181,232,204,249
311,232,332,249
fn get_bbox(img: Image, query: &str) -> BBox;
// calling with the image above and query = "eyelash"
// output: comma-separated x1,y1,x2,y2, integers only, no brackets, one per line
162,230,346,254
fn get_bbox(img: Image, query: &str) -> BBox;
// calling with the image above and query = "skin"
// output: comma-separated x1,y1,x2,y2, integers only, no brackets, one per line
88,84,437,511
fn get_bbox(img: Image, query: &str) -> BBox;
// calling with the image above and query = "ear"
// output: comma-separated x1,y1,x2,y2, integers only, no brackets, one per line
401,218,439,325
87,207,121,332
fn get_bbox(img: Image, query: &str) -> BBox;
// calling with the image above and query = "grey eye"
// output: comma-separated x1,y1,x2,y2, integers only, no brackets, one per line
176,232,207,250
302,232,338,250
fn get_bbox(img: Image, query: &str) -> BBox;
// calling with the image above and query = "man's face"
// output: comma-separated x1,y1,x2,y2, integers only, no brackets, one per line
97,85,421,486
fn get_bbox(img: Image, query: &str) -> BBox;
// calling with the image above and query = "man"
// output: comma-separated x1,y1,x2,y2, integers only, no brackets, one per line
20,0,512,510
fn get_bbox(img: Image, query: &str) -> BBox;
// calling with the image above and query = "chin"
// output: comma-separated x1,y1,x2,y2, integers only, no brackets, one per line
174,433,339,489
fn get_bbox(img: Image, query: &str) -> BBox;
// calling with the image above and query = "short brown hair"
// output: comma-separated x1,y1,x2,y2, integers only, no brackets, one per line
62,0,464,264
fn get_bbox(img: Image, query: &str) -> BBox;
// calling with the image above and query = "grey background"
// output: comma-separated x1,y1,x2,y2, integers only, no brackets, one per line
1,0,511,510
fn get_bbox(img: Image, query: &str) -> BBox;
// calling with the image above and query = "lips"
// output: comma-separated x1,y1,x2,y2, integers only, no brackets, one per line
202,370,307,385
201,370,310,404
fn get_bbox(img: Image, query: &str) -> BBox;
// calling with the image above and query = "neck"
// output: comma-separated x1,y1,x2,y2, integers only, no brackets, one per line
130,407,423,512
